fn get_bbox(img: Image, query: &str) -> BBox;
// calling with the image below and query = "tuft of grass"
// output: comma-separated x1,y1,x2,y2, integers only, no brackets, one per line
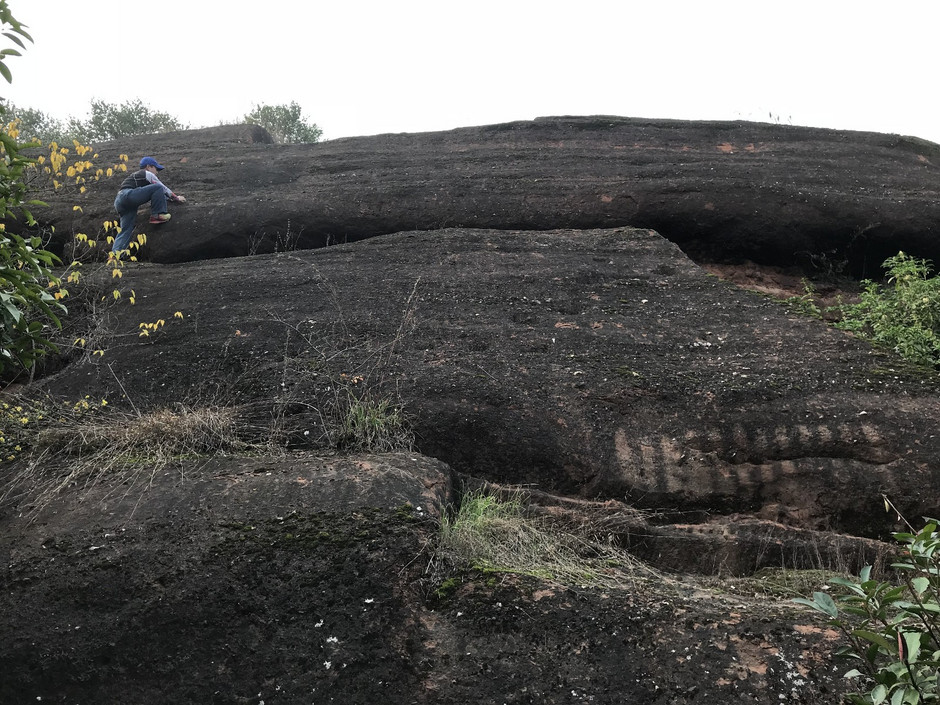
731,567,852,598
436,488,659,590
1,399,250,513
335,392,413,453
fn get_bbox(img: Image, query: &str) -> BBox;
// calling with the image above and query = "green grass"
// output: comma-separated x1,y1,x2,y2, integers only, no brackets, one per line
437,488,659,590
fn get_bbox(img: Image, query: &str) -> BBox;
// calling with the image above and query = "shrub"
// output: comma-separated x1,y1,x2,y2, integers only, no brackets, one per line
244,102,322,144
794,520,940,704
0,5,67,380
836,252,940,368
0,102,69,144
69,98,187,142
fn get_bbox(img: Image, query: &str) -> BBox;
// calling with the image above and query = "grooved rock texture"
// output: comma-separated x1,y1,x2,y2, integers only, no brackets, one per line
36,117,940,276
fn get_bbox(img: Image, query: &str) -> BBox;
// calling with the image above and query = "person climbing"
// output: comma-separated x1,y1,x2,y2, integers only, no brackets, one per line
111,156,186,257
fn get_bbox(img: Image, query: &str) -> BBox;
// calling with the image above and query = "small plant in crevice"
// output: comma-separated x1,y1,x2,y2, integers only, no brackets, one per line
783,278,823,319
262,268,422,454
834,251,940,368
335,389,413,453
794,506,940,705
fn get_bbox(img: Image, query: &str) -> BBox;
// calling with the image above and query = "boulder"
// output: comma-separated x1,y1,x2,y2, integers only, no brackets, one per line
34,117,940,276
1,459,849,704
29,226,940,538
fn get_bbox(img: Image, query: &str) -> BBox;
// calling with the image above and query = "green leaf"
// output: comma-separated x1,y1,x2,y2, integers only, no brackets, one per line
1,31,25,50
831,577,867,596
793,592,839,617
0,61,11,83
853,629,897,652
911,577,930,596
872,683,888,705
902,631,922,664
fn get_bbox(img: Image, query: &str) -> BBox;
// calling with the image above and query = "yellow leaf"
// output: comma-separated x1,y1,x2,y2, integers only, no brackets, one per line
139,330,150,337
74,338,86,347
174,311,184,319
93,350,105,357
112,290,121,300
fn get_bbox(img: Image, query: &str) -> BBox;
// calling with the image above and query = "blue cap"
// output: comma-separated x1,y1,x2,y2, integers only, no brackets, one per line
140,156,165,170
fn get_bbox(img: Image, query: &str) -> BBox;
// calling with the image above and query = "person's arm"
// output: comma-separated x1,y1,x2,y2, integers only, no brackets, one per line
144,170,185,202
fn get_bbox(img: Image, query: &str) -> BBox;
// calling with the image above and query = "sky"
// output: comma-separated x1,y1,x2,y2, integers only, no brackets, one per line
2,0,939,144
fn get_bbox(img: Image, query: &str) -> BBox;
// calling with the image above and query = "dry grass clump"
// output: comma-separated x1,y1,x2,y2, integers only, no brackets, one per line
2,403,251,513
436,488,661,591
34,405,244,457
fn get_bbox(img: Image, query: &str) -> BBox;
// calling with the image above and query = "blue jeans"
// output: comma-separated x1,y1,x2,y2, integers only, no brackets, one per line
112,185,168,254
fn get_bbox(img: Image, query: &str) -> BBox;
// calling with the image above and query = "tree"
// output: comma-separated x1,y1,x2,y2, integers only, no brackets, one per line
244,102,322,144
0,101,69,144
0,0,66,380
70,98,187,142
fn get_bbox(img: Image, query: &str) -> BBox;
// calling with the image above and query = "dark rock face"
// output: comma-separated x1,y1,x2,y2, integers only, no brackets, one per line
30,227,940,539
5,119,940,703
1,462,846,705
37,117,940,276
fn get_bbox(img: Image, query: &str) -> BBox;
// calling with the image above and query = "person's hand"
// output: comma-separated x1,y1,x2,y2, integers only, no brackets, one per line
176,195,187,203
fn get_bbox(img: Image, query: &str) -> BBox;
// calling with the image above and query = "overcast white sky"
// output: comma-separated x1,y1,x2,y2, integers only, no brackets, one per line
2,0,938,143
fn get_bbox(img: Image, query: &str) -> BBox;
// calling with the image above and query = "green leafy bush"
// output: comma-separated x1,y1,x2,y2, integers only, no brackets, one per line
0,2,66,380
837,252,940,367
69,98,187,142
244,102,322,143
795,520,940,704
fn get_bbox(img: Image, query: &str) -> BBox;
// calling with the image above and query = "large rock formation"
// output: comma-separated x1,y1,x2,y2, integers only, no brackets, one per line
24,224,940,537
3,119,940,703
35,117,940,276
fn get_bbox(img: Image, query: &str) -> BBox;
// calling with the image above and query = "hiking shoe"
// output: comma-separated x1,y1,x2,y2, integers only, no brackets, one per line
149,213,171,224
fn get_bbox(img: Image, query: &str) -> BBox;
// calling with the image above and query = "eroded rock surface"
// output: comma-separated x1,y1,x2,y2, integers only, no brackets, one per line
5,119,940,703
2,452,848,704
36,117,940,275
29,227,940,538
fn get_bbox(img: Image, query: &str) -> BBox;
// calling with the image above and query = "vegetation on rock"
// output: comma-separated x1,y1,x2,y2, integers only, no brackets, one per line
0,2,65,380
243,101,322,143
836,252,940,368
796,515,940,704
